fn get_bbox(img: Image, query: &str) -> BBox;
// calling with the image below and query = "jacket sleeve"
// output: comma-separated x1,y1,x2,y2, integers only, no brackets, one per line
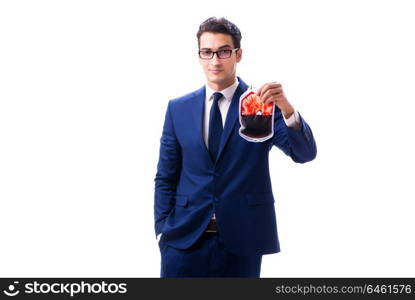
154,100,182,237
271,107,317,163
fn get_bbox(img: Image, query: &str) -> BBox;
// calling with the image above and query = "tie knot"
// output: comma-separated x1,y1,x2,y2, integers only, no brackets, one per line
212,92,223,103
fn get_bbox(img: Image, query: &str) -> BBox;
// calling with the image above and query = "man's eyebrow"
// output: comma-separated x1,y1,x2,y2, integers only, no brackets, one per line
200,44,233,51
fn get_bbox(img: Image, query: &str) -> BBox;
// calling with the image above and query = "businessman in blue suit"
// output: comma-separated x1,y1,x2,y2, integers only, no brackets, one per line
154,17,317,277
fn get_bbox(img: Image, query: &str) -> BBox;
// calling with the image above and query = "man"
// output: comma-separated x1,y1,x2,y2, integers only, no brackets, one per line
154,17,317,277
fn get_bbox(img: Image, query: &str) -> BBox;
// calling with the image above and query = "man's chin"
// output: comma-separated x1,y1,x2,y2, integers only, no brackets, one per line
207,74,226,84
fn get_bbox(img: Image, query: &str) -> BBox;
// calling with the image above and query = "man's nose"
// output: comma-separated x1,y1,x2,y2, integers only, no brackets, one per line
210,54,221,65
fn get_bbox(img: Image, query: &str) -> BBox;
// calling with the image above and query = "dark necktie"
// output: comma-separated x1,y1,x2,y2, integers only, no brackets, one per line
208,92,223,162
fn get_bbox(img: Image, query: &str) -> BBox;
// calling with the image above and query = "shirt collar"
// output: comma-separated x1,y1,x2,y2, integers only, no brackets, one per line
206,78,239,103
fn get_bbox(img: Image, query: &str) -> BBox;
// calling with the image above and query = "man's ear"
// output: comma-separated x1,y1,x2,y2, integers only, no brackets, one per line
236,48,243,63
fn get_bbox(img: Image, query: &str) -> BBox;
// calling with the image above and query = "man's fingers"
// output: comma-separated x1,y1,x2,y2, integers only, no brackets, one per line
256,82,281,97
256,85,264,96
260,87,283,102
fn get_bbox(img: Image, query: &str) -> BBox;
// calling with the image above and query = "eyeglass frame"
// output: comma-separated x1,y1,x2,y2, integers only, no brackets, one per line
198,48,240,60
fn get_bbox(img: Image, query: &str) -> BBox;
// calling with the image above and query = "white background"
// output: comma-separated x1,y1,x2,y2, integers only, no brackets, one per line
1,0,414,277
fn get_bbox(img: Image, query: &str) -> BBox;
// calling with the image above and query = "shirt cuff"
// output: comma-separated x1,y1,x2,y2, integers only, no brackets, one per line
283,109,300,129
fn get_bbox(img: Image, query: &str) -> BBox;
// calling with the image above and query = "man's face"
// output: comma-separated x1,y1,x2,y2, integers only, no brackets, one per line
198,32,242,90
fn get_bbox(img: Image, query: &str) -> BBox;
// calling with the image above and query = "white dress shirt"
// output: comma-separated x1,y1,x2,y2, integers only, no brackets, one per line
157,79,300,241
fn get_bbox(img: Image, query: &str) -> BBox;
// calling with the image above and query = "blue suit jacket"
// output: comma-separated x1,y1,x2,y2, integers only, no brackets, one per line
154,77,317,256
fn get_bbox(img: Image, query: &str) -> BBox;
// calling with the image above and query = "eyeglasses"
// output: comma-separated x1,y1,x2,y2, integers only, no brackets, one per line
198,48,239,60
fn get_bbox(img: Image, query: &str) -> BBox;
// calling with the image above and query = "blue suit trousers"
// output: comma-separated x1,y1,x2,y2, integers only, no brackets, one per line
159,232,262,278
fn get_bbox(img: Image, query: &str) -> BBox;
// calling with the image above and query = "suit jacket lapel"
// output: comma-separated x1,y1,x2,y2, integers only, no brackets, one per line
216,78,248,162
191,86,213,165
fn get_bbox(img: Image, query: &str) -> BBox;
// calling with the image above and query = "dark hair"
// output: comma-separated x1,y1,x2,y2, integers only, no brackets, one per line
197,17,242,49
